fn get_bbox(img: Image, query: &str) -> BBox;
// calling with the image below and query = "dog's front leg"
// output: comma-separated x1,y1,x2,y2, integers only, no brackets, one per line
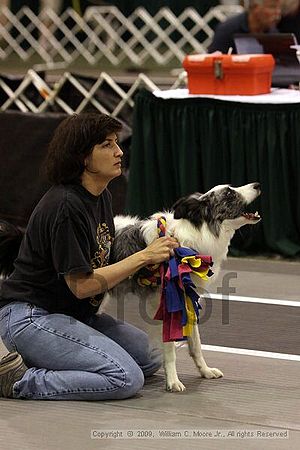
163,342,186,392
188,324,223,379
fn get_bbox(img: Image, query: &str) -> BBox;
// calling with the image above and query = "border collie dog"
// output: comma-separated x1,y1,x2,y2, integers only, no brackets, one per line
108,183,261,391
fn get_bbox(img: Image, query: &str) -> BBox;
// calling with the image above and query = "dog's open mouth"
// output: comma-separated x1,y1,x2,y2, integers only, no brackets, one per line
242,211,261,221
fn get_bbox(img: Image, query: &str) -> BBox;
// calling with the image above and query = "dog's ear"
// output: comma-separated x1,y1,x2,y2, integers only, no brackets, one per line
173,194,207,227
173,195,195,219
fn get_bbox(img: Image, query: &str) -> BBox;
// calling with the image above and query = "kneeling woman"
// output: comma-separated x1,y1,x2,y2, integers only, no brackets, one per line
0,113,178,400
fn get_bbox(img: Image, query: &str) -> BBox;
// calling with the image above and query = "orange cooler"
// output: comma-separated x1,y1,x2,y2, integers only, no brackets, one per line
183,54,275,95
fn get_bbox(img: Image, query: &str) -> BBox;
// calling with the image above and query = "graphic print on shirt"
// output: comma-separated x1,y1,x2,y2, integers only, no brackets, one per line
91,222,113,269
90,222,113,307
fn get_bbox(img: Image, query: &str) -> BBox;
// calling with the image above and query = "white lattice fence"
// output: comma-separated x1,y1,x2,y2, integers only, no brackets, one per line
0,5,244,67
0,69,185,116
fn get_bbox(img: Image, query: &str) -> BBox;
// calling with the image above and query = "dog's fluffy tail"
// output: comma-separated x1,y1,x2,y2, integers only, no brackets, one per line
0,220,24,277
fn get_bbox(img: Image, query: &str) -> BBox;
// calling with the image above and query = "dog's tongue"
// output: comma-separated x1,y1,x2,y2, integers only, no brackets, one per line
243,211,261,220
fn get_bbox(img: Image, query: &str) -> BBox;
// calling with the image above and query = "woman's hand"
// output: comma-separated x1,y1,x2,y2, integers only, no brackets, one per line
142,236,179,265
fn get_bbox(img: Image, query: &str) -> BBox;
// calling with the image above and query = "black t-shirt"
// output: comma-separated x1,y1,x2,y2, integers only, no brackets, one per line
0,184,115,320
278,11,300,43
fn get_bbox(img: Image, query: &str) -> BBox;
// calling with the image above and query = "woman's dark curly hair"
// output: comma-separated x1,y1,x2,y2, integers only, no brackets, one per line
45,113,123,184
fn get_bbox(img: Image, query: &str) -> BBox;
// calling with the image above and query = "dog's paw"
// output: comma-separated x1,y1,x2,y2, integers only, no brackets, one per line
200,367,224,379
166,379,186,392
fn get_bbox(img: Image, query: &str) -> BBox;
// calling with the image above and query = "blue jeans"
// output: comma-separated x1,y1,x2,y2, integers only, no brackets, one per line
0,302,162,400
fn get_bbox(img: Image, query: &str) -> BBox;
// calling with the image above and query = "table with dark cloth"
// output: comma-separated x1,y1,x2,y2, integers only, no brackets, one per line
127,88,300,257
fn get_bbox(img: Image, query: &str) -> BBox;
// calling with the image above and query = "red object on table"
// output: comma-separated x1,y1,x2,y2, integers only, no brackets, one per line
183,53,275,95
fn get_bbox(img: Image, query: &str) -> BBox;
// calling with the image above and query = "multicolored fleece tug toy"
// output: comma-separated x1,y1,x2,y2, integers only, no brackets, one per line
138,217,214,342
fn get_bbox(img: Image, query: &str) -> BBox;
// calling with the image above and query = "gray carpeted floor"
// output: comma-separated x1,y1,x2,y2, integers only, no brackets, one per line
1,257,300,450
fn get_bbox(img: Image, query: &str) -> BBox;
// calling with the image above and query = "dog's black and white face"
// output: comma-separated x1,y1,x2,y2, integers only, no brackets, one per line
173,182,261,237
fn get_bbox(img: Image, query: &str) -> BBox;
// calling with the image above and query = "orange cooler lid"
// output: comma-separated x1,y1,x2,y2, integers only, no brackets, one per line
183,54,275,71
